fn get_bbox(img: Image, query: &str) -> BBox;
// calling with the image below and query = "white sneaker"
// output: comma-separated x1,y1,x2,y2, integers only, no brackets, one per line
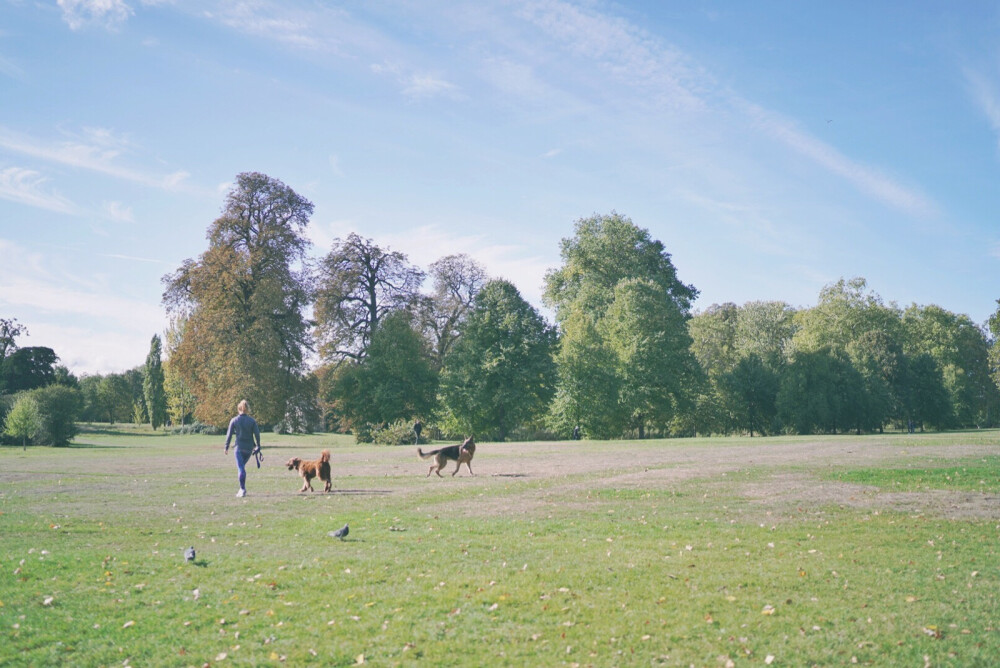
236,489,246,498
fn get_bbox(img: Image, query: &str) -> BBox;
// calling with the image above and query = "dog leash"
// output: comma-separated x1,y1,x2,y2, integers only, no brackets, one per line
252,445,263,469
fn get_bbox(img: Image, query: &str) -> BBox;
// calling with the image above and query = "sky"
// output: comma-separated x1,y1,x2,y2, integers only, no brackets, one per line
1,0,998,376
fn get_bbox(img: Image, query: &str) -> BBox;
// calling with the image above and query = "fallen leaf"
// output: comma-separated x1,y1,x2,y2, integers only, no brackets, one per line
123,620,135,628
765,654,775,664
761,605,776,616
355,654,365,664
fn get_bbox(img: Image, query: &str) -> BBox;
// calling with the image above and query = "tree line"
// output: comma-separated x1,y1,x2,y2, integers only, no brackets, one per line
4,171,1000,445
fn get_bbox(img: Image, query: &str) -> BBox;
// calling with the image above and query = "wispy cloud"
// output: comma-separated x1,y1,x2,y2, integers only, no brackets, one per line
509,1,936,217
0,126,191,190
0,53,25,80
371,61,461,100
513,0,707,112
104,200,134,222
58,0,134,31
206,0,321,50
0,167,77,214
965,67,1000,151
739,101,938,218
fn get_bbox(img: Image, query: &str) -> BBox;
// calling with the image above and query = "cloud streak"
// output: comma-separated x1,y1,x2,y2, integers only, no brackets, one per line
58,0,134,31
0,167,77,214
0,126,191,191
965,67,1000,152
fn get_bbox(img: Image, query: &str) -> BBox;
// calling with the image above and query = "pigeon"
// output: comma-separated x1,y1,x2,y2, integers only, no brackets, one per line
328,524,349,540
184,546,196,563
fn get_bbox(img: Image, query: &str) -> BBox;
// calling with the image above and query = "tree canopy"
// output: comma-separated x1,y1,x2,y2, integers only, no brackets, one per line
162,172,314,426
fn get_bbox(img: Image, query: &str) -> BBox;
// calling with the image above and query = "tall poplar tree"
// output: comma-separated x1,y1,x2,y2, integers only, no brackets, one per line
162,172,314,426
143,334,167,430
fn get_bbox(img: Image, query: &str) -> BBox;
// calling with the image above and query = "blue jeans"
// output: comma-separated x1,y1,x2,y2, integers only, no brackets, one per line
235,449,249,490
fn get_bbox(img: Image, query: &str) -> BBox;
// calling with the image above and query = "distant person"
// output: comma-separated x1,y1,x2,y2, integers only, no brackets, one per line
225,399,261,498
413,420,423,445
572,425,580,440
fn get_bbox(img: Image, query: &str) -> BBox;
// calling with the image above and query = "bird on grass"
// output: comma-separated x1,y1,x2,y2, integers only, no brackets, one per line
328,524,349,540
184,546,196,563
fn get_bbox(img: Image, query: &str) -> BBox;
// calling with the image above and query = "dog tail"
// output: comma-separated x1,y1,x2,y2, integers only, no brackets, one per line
417,447,439,459
320,449,331,463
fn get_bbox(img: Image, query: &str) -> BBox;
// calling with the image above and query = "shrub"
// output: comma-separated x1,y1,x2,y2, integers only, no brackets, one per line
30,384,83,446
170,422,221,435
369,421,416,446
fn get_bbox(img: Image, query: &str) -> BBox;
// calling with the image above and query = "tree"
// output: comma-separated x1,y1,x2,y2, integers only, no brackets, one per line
52,365,79,388
97,374,131,424
440,280,557,441
2,346,59,393
546,309,626,439
777,348,866,434
163,318,196,426
4,394,41,450
0,318,27,393
143,335,167,430
902,353,952,430
0,317,27,363
719,354,778,437
902,304,997,428
543,213,697,439
163,172,314,426
419,253,488,369
688,303,740,381
327,310,438,437
601,278,698,437
314,233,424,363
31,384,82,446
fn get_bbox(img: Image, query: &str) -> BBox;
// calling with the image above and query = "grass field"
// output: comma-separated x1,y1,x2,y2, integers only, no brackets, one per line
2,426,998,667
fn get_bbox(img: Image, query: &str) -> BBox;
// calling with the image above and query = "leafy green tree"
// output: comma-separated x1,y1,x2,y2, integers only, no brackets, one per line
543,213,697,439
688,303,740,381
97,374,132,424
901,353,952,430
2,346,59,393
314,233,424,363
777,348,866,434
163,172,314,426
689,301,795,435
52,365,79,387
31,384,82,446
735,301,797,368
902,304,997,428
546,309,626,439
419,253,487,369
719,354,778,437
601,278,698,437
4,393,41,450
143,335,167,430
440,280,557,441
328,310,437,437
791,278,901,355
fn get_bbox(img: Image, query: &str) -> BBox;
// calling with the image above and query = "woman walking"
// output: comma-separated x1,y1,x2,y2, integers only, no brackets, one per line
224,399,261,497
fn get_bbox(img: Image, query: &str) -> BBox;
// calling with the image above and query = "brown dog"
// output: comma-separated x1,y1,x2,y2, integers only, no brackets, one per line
418,437,475,477
285,449,332,492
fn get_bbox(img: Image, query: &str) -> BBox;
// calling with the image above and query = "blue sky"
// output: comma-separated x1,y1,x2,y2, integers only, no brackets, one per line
1,0,998,375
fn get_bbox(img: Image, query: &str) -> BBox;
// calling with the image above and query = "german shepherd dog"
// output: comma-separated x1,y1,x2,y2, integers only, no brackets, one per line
285,449,332,492
418,437,475,477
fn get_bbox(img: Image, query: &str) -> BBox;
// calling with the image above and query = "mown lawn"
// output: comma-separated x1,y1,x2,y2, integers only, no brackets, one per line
1,427,998,666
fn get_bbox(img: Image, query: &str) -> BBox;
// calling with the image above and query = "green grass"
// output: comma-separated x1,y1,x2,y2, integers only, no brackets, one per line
2,428,999,666
825,456,1000,493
